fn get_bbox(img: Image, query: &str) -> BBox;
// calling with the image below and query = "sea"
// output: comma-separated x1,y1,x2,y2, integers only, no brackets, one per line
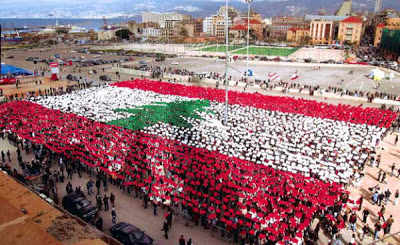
0,18,141,32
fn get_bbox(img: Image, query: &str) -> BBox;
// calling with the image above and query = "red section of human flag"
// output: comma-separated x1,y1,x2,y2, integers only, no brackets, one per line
0,100,344,242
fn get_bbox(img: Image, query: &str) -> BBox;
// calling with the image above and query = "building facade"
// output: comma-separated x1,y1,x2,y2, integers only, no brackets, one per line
287,28,310,45
142,12,185,28
309,19,334,44
380,29,400,61
269,16,304,39
374,18,400,46
338,16,363,45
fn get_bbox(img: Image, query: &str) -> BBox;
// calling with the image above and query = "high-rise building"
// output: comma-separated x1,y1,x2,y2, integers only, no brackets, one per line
142,12,186,28
374,0,383,13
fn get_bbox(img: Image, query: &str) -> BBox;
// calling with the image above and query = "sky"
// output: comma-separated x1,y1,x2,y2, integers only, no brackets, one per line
0,0,396,19
0,0,253,18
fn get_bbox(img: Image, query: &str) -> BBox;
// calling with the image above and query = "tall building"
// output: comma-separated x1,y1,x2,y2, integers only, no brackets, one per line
338,16,364,45
203,8,235,37
374,0,383,13
142,12,185,28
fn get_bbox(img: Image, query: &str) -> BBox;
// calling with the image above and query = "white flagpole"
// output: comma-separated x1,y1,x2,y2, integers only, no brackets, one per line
224,0,229,125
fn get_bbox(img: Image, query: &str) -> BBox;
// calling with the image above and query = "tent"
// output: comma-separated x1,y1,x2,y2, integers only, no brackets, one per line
369,68,385,81
0,64,32,76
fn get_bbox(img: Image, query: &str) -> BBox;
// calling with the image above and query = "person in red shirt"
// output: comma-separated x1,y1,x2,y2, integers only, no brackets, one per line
179,235,186,245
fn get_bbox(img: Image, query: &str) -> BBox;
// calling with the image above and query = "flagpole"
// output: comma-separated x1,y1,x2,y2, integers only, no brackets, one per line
245,0,253,80
224,0,229,125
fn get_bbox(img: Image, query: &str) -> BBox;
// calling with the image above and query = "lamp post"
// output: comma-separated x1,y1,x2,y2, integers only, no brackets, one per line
0,24,2,78
245,0,253,80
224,0,229,125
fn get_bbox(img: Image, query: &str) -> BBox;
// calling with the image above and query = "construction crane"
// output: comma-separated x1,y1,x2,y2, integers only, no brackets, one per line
11,23,20,37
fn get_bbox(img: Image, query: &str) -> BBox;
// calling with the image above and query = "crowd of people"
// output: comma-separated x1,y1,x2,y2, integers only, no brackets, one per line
0,81,93,104
35,82,391,184
0,79,398,244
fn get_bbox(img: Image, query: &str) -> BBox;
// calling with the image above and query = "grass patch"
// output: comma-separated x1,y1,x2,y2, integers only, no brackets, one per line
232,47,298,56
200,45,244,53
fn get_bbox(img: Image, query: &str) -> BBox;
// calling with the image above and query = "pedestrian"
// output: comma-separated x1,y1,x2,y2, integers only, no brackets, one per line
348,212,357,232
103,180,108,192
384,189,391,206
179,235,186,245
378,205,385,221
167,211,173,229
96,217,103,231
187,238,192,245
96,179,101,192
386,215,394,234
362,208,369,223
153,200,158,216
374,221,381,240
110,193,115,207
97,194,103,211
378,192,385,206
66,181,73,194
377,170,382,182
1,151,5,162
349,233,356,245
397,168,400,178
161,221,169,239
358,196,363,211
395,135,398,145
86,180,91,195
7,150,11,162
111,207,117,224
394,190,399,206
103,194,109,211
332,223,338,240
381,172,386,183
371,191,378,205
391,163,396,176
361,224,370,241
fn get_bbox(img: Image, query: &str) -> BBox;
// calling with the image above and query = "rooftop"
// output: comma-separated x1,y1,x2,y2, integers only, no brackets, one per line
231,25,248,31
341,16,363,23
0,171,106,245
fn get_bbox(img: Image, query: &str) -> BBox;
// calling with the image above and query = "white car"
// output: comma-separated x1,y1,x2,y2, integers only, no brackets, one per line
171,62,179,65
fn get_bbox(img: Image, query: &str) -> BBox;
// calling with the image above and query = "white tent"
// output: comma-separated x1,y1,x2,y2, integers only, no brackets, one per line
369,68,385,81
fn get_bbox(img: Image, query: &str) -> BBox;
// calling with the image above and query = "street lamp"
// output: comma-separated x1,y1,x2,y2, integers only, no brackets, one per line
245,0,253,80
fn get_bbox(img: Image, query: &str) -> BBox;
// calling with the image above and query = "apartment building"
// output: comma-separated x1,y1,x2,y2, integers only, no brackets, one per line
338,16,363,45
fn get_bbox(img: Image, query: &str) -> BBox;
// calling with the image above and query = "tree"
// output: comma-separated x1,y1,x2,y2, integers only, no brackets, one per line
179,27,189,38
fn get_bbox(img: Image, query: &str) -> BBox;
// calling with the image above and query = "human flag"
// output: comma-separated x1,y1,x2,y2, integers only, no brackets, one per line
0,80,395,243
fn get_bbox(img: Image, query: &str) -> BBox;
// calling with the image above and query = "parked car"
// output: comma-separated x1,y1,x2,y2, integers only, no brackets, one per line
171,61,179,65
100,75,112,81
62,193,97,221
110,222,156,245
